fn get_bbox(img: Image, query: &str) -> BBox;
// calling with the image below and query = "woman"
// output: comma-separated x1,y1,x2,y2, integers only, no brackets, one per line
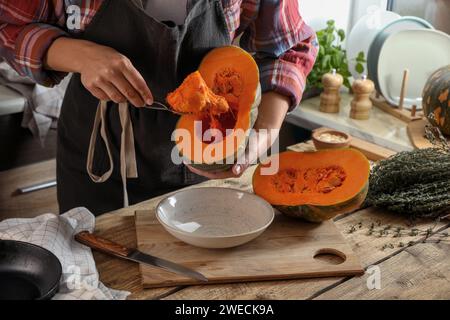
0,0,318,215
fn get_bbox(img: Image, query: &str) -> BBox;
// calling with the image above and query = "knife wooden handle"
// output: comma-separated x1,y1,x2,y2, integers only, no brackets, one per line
75,231,131,257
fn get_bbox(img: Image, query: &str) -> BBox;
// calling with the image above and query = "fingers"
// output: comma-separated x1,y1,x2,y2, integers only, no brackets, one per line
121,62,153,105
89,86,109,101
97,80,127,103
109,73,145,107
232,162,249,177
233,146,251,178
81,51,153,107
184,130,278,180
185,164,240,180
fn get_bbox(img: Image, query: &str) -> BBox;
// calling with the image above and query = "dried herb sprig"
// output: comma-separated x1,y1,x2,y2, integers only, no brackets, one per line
365,148,450,219
425,113,450,153
425,124,450,152
346,221,449,251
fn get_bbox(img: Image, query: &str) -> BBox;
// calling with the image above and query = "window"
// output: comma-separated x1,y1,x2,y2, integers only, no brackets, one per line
300,0,389,36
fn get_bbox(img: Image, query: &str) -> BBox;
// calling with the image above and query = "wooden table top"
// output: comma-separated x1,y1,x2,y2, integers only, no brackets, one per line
94,142,450,300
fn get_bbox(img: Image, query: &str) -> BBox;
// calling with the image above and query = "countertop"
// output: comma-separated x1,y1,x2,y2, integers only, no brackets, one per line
0,85,26,116
286,93,414,153
93,141,450,300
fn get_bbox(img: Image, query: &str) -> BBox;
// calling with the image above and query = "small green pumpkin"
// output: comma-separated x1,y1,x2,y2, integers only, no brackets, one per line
422,65,450,136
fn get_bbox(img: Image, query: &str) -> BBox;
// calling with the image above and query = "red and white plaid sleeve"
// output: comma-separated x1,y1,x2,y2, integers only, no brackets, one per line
238,0,319,111
0,0,102,86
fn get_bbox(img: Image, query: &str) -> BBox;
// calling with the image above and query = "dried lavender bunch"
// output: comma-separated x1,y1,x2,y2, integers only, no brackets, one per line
365,148,450,219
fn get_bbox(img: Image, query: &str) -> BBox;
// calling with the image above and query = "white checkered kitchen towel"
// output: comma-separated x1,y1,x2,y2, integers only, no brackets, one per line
0,61,70,144
0,207,130,300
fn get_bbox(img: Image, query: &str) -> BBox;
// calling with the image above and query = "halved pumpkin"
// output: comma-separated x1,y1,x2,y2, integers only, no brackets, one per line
169,46,261,172
252,149,370,222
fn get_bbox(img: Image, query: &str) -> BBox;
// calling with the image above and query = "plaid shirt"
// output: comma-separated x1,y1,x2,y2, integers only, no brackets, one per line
0,0,318,108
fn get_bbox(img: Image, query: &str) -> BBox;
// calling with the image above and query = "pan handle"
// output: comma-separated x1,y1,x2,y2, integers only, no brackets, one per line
75,231,131,258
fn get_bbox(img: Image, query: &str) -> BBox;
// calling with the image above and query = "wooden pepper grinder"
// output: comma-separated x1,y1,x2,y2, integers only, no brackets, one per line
320,69,343,113
350,75,375,120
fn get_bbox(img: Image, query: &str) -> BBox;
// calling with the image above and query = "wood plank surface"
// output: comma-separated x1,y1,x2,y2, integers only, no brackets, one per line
0,159,57,220
315,230,450,300
163,208,449,300
94,168,257,299
93,196,177,300
349,137,396,161
4,139,446,299
93,141,449,300
136,210,363,288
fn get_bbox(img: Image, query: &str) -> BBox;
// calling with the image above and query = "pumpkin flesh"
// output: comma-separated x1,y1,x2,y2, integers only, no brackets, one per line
167,71,236,143
172,46,260,168
253,150,370,222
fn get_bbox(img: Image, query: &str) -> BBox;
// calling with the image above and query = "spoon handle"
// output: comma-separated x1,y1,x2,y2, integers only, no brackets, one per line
143,101,182,115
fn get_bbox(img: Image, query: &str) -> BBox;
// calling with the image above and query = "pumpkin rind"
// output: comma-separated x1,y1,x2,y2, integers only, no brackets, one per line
422,65,450,136
276,183,369,223
252,149,370,223
174,46,260,172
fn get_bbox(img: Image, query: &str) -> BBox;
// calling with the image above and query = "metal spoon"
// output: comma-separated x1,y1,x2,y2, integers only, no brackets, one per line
143,101,183,115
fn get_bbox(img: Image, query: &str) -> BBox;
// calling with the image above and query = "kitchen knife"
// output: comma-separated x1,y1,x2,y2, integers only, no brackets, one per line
75,231,208,282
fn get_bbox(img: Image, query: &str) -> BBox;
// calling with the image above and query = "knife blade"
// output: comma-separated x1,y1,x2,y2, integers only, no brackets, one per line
75,231,207,282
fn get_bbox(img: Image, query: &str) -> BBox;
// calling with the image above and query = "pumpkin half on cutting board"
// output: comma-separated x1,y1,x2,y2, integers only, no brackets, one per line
168,46,261,172
253,150,370,223
423,65,450,136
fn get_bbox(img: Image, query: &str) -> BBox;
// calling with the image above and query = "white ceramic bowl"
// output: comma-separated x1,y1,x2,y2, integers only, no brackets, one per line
156,188,275,249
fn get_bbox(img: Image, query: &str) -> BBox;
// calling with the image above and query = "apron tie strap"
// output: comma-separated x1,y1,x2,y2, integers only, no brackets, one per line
118,102,138,206
86,101,138,207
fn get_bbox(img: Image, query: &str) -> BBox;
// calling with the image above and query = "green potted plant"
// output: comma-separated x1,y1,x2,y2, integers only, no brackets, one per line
304,20,366,99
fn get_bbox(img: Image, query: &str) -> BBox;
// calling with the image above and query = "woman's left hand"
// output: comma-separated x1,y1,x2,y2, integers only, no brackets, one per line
185,129,277,179
186,91,290,179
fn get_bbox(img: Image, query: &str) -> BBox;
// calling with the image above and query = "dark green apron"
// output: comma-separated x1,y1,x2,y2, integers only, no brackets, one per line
57,0,231,215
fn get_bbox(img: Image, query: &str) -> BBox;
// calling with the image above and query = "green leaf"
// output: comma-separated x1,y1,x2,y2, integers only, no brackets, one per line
318,48,325,59
336,51,344,64
343,78,351,90
306,19,355,91
338,29,346,42
331,55,338,68
325,34,335,46
356,51,367,63
355,63,365,74
321,55,331,69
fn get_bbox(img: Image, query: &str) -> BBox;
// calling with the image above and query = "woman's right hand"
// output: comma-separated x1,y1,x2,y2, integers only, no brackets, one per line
45,38,153,107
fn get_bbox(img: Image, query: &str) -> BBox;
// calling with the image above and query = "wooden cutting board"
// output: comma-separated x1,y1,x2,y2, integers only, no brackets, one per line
407,119,450,149
135,210,364,288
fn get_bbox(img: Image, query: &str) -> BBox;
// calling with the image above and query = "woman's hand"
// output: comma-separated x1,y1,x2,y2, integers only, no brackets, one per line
186,91,290,179
45,37,153,107
186,129,279,179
